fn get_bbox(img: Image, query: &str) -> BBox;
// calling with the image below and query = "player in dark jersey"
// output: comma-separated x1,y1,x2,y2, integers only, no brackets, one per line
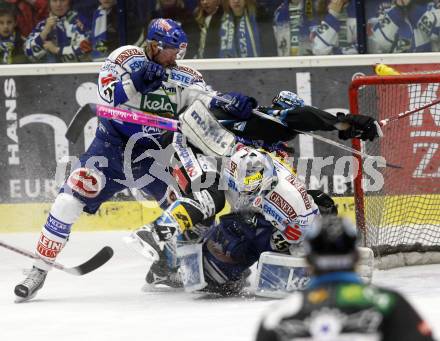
256,215,434,341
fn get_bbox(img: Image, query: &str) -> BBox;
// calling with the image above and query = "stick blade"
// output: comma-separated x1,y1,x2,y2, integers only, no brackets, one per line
64,246,114,276
65,103,96,143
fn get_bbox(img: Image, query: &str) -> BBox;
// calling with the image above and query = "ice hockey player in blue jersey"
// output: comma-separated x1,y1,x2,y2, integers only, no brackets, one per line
13,17,257,302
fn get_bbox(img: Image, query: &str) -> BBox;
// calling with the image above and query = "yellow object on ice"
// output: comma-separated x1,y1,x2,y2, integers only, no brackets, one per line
374,64,400,76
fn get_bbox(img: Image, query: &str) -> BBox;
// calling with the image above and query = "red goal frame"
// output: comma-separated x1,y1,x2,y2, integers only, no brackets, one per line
348,73,440,249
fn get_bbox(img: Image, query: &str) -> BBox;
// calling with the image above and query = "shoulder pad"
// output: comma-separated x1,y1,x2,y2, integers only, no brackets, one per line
108,45,146,66
173,64,204,84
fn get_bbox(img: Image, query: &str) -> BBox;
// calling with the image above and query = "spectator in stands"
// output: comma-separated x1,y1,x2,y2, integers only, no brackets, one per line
187,0,223,58
4,0,48,37
25,0,92,63
0,3,26,63
151,0,193,27
312,0,358,55
72,0,99,24
273,0,326,56
219,0,263,57
132,0,156,29
134,0,193,49
90,0,142,61
255,216,435,341
417,0,440,52
368,0,432,53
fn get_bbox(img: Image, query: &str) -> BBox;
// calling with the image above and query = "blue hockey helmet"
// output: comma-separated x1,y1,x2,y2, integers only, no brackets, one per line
272,90,304,110
147,18,188,59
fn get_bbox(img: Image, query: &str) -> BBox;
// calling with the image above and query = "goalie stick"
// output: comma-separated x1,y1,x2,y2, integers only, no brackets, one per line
0,240,114,276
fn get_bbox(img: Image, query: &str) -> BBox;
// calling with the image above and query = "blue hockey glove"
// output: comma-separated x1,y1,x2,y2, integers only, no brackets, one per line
131,61,167,95
210,92,257,119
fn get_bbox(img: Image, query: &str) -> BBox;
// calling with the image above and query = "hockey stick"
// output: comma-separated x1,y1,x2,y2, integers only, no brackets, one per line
0,240,114,276
88,103,401,168
379,97,440,127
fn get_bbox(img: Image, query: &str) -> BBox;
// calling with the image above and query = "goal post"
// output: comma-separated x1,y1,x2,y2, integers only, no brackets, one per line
349,73,440,268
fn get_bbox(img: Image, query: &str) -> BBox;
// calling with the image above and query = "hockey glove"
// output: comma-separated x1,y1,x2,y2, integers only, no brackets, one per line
337,113,379,141
210,92,257,119
131,61,167,95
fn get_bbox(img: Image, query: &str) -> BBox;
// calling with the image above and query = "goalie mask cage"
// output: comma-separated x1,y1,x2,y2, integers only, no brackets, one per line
349,74,440,268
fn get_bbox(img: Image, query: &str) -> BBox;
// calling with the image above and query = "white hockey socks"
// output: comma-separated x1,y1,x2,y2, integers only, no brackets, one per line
35,193,85,271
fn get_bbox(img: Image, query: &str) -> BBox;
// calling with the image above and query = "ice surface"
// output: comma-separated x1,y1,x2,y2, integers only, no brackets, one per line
1,232,439,341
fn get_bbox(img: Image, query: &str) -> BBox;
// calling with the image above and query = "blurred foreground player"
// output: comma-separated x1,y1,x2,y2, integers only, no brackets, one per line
255,216,434,341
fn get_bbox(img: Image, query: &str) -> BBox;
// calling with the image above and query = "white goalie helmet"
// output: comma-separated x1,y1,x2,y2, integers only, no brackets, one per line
224,145,277,211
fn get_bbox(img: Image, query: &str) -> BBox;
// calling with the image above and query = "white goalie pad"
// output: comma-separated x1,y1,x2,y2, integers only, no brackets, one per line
356,247,374,284
255,252,310,298
176,243,207,292
179,100,236,157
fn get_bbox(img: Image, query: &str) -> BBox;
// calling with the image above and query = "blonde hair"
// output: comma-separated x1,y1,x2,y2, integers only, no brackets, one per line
222,0,256,16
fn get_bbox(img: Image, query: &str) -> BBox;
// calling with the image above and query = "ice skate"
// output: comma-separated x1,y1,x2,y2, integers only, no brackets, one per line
14,266,48,302
145,268,182,289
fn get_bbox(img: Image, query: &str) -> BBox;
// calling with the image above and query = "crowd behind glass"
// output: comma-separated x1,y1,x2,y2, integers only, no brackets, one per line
0,0,438,64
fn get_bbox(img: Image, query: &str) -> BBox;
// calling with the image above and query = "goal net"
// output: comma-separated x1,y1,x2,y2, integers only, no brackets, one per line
349,74,440,268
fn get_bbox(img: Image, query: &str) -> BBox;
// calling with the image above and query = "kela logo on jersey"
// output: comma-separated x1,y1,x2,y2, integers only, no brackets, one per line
141,93,176,114
268,192,298,220
286,174,312,209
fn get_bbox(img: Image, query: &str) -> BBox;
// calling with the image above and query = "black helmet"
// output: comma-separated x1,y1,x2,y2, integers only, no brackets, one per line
304,216,358,273
307,190,338,216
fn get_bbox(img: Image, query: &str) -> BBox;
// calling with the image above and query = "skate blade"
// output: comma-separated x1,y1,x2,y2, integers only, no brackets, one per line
122,235,160,262
141,282,183,293
14,291,38,303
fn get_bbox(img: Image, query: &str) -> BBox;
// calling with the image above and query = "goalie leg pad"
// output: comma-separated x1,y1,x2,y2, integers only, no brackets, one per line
255,252,310,298
179,100,236,157
176,243,207,292
356,247,374,284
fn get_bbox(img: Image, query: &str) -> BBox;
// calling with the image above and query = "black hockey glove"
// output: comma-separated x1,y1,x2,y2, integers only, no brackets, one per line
337,113,379,141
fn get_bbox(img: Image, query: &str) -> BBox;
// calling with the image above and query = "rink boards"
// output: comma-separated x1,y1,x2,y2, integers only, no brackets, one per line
0,197,356,232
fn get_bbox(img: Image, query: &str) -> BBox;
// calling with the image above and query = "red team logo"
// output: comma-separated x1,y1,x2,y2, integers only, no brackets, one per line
284,224,302,241
37,233,63,259
67,168,102,198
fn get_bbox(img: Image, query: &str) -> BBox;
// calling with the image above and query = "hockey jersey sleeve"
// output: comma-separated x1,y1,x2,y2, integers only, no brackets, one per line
234,105,339,144
369,4,431,53
417,2,440,49
312,5,357,55
382,290,435,341
97,45,145,106
24,20,48,62
58,13,91,62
